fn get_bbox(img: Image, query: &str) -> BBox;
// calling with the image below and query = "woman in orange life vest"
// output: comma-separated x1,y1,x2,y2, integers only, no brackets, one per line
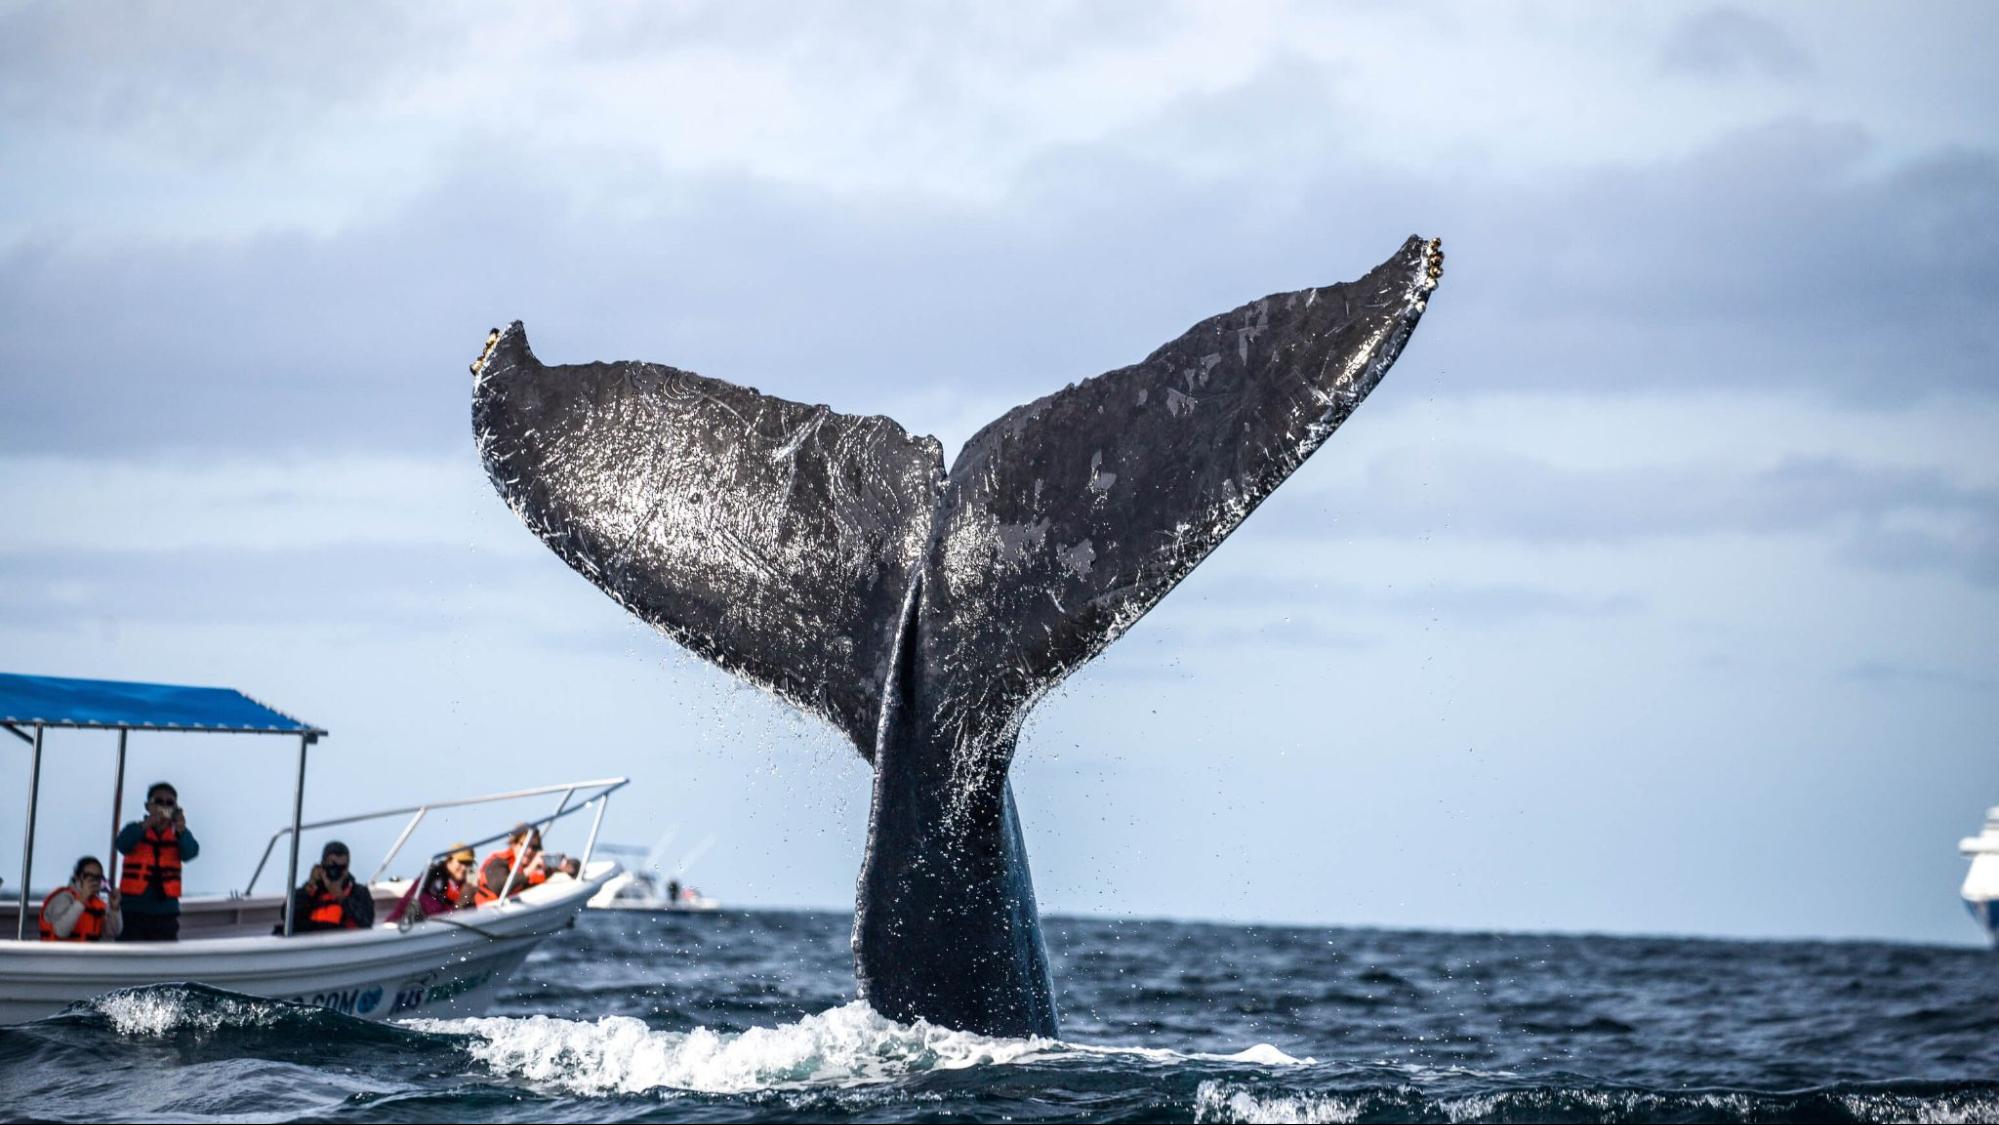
285,840,376,934
476,824,580,904
39,855,122,942
116,781,198,943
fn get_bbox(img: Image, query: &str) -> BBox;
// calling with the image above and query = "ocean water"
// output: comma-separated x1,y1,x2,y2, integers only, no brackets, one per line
3,910,1996,1123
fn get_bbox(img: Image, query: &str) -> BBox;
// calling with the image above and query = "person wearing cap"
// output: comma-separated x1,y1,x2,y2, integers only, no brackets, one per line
430,844,479,911
285,840,375,933
389,845,478,923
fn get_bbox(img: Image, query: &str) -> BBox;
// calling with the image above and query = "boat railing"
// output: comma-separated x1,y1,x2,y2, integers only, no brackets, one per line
242,777,629,895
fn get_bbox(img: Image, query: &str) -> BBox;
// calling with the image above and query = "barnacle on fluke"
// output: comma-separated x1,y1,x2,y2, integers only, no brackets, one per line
470,235,1445,1038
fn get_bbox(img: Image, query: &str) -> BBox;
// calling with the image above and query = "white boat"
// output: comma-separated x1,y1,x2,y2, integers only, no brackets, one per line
588,868,721,912
0,866,616,1024
0,672,626,1024
587,833,722,912
1960,806,1999,947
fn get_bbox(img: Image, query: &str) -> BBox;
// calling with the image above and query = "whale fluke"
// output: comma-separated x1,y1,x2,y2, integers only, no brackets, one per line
473,334,945,753
916,236,1444,789
471,235,1444,1037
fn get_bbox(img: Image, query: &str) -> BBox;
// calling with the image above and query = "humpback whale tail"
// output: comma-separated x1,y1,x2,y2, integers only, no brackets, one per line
471,235,1444,1038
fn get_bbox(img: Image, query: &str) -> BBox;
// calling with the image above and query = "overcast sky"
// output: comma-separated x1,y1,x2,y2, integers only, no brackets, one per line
2,1,1994,946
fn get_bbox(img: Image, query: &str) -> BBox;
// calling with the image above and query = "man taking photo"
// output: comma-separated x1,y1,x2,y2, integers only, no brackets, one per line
116,781,197,942
287,840,376,933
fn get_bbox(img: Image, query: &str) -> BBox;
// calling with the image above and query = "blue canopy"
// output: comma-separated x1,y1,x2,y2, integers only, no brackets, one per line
0,673,324,736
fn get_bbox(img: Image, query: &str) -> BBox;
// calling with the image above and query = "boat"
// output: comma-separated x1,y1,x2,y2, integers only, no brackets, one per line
587,834,721,911
588,867,721,912
0,672,626,1024
1960,806,1999,947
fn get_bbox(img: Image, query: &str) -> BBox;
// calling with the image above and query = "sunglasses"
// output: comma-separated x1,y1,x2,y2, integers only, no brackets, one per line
150,798,176,807
79,871,104,881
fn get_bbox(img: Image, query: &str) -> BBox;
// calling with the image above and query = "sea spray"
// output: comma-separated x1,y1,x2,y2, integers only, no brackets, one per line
416,1000,1312,1096
413,1001,1053,1095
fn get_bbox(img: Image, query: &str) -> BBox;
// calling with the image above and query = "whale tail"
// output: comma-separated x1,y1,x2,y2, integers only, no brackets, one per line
471,235,1444,1036
910,236,1443,785
472,326,945,755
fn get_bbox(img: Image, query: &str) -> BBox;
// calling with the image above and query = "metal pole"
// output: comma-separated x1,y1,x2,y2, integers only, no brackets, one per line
281,733,311,937
369,808,430,885
108,729,129,890
15,724,45,941
495,819,533,903
547,788,575,843
581,794,609,872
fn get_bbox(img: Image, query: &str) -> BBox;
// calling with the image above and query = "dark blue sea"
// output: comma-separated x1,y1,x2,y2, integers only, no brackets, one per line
4,911,1996,1123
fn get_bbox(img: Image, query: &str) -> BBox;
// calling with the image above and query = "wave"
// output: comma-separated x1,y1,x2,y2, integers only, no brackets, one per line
411,1000,1311,1096
90,984,335,1037
40,983,450,1051
408,1002,1041,1095
1191,1079,1999,1124
9,985,1997,1123
19,984,1311,1102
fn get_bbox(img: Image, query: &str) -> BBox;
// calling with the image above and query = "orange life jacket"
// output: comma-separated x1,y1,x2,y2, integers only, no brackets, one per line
421,866,469,910
38,887,108,942
304,884,360,929
475,846,547,904
120,824,182,899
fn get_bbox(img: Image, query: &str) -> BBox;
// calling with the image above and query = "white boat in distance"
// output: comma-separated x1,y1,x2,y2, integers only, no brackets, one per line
0,672,625,1025
1960,806,1999,947
588,834,721,912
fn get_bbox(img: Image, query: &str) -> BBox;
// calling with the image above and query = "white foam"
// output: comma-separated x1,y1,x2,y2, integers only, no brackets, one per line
1194,1081,1362,1124
1064,1040,1315,1068
410,1001,1052,1095
1195,1081,1999,1125
93,989,277,1037
1223,1043,1313,1066
412,1001,1315,1096
1838,1091,1999,1125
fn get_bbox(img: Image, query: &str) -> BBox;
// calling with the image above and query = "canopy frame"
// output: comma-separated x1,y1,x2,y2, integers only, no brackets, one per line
6,674,325,941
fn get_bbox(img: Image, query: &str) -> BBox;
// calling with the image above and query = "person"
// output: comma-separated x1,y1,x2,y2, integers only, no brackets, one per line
116,781,198,942
285,840,375,933
476,823,580,904
386,844,476,923
39,856,122,942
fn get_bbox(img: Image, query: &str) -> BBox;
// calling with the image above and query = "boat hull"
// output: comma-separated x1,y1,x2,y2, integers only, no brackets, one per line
0,861,617,1024
1962,817,1999,948
1966,898,1999,949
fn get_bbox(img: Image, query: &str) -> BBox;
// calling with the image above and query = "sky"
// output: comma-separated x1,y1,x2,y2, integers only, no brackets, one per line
1,1,1994,946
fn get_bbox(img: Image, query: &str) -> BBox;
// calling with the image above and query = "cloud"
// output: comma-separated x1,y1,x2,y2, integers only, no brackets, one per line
2,5,1995,466
0,542,635,653
1837,512,1999,588
4,112,1996,464
1184,617,1380,650
0,1,1277,230
1157,573,1643,626
1837,659,1995,692
1273,447,1999,587
1659,7,1813,80
8,2,1988,234
0,454,509,554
